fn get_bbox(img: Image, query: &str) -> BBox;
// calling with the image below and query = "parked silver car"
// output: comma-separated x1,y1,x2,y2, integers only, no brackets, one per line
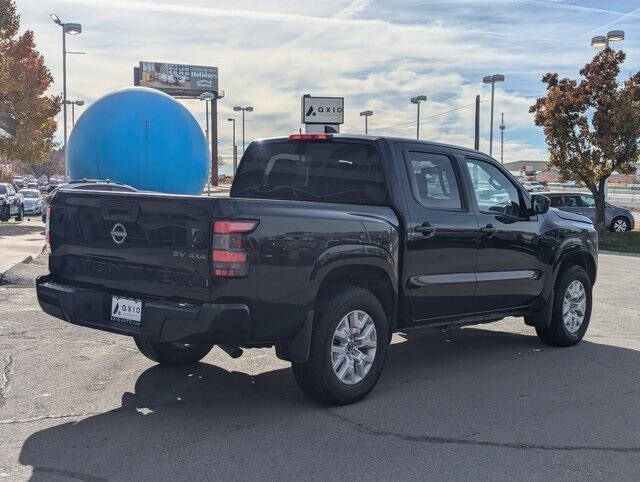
546,192,635,232
19,189,43,215
522,180,545,192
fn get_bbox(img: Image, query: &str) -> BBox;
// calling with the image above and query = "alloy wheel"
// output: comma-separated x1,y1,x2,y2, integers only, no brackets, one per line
562,280,586,334
613,219,628,232
331,310,377,385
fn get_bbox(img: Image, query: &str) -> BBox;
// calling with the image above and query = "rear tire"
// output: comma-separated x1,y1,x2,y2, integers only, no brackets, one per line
610,216,630,232
292,286,390,405
134,336,213,365
536,265,592,346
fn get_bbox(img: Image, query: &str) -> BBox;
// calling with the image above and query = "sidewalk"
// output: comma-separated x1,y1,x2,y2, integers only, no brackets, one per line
0,219,45,276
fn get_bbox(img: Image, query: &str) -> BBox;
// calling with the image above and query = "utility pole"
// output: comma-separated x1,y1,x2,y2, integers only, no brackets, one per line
499,112,505,164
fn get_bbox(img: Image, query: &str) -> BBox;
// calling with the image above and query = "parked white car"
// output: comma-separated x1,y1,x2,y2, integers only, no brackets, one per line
20,189,43,215
522,181,545,192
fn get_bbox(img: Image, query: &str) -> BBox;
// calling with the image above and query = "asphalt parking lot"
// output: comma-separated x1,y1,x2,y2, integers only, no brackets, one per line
1,252,639,480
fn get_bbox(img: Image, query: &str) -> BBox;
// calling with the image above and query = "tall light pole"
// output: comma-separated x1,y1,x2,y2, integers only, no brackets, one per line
51,14,81,180
199,92,215,144
199,92,215,195
66,99,84,128
591,30,624,201
360,110,373,134
227,118,237,175
482,74,504,157
410,96,427,140
233,105,253,152
499,112,505,164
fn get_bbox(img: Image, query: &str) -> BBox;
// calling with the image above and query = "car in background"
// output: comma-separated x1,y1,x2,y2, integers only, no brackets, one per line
12,177,24,190
0,182,24,221
41,180,138,223
546,192,635,232
38,182,50,193
522,180,545,192
20,189,43,216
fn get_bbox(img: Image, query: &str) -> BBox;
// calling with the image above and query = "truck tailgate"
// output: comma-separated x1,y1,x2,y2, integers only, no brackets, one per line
49,190,212,302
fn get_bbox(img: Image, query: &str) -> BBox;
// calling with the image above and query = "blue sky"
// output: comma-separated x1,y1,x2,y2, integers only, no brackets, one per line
15,0,640,174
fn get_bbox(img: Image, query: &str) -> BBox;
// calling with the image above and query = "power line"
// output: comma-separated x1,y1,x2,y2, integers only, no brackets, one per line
375,101,487,131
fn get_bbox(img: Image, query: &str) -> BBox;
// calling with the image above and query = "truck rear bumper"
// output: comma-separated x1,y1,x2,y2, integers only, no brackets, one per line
36,275,251,344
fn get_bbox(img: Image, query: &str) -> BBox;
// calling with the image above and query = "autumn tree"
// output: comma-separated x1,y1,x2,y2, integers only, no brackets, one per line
0,0,60,167
530,48,640,234
17,148,64,180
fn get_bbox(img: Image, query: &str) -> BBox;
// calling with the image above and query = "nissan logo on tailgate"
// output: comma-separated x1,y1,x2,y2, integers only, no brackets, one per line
110,223,127,245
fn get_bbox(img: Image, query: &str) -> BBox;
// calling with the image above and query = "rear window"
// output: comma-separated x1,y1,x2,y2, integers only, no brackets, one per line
231,140,388,205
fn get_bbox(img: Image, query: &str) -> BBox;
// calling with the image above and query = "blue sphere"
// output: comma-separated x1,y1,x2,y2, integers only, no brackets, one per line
67,87,208,195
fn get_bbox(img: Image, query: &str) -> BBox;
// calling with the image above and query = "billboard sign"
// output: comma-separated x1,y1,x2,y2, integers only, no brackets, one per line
137,61,218,97
301,96,344,124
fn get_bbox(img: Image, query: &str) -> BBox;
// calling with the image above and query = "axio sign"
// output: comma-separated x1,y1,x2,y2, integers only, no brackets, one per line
301,96,344,125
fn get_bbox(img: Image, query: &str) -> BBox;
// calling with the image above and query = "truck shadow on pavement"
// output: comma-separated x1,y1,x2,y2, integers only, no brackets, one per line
18,327,640,480
0,223,44,239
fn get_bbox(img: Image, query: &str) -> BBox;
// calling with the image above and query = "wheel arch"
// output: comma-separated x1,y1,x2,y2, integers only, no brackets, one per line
556,249,596,286
311,245,398,327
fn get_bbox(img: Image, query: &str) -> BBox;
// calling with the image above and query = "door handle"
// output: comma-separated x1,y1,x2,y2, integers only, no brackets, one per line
480,224,497,236
415,222,436,237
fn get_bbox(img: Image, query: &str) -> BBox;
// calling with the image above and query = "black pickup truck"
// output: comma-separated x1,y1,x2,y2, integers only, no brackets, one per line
37,134,598,405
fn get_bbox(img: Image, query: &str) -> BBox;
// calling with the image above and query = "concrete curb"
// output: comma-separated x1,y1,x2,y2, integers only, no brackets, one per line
600,249,640,258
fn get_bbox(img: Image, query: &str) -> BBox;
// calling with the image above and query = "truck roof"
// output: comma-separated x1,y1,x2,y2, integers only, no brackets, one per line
253,134,491,158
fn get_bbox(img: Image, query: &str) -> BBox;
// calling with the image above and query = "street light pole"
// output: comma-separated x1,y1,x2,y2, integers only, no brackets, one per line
62,27,67,149
359,110,373,134
66,99,84,128
482,74,505,157
410,96,427,140
233,105,254,152
499,112,505,164
51,14,81,180
227,118,237,175
199,92,216,194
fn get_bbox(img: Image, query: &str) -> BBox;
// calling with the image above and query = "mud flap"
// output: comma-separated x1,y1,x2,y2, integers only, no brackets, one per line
524,289,554,328
275,310,314,363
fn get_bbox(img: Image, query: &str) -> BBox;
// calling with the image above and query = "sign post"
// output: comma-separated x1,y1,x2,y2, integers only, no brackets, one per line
301,95,344,133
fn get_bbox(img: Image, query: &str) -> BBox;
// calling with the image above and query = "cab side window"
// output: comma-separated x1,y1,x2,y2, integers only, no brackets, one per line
466,158,524,218
579,195,595,208
550,196,564,207
405,152,462,210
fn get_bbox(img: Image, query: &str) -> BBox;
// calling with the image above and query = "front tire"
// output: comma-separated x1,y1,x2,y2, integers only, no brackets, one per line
292,286,390,405
536,265,592,346
610,216,630,232
134,337,213,365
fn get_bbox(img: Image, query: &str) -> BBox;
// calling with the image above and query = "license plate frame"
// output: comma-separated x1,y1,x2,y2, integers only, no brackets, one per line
111,296,142,326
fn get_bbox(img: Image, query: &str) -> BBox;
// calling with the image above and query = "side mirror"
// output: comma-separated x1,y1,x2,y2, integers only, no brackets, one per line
531,194,550,215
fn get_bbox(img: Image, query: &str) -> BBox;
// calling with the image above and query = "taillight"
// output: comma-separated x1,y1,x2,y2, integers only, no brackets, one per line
212,220,257,277
45,206,51,246
288,133,331,140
